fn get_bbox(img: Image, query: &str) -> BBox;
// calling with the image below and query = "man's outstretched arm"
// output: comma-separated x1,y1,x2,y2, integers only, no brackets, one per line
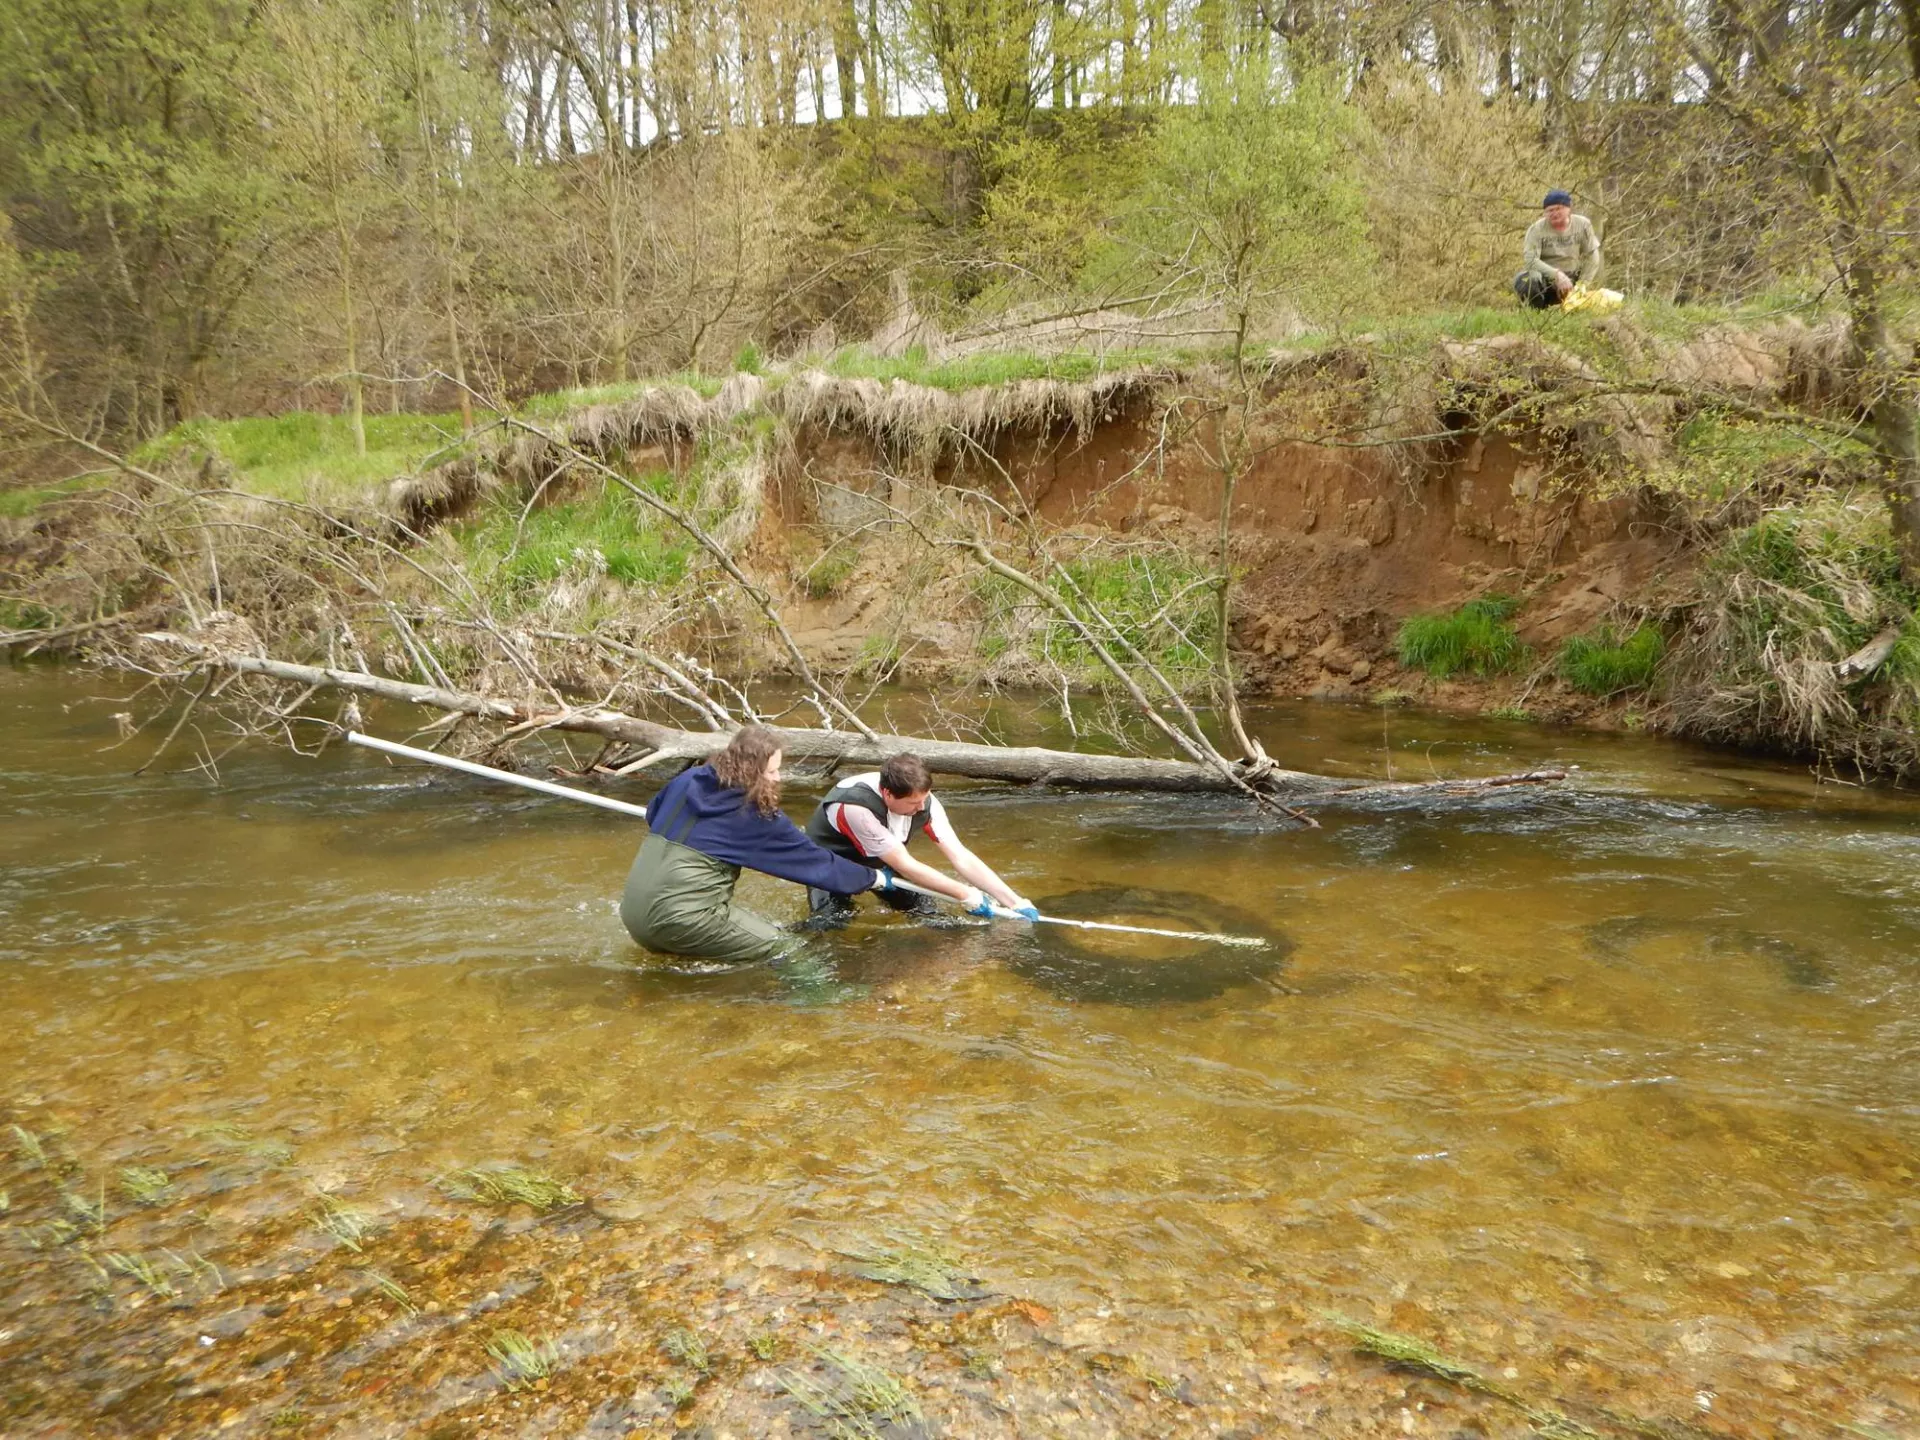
871,841,987,908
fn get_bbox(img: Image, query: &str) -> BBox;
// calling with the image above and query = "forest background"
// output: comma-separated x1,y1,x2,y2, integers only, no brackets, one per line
2,0,1915,449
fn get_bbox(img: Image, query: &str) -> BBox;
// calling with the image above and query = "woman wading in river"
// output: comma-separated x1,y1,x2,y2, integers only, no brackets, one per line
621,726,890,962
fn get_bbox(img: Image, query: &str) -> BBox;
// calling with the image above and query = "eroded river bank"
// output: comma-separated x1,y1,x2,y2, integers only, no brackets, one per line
1,667,1916,1439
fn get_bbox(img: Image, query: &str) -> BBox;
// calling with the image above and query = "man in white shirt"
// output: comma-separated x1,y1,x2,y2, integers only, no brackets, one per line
801,753,1039,927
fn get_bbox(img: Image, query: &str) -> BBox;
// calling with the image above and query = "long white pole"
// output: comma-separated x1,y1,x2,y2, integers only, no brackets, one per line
347,731,652,819
346,731,1266,949
883,875,1265,948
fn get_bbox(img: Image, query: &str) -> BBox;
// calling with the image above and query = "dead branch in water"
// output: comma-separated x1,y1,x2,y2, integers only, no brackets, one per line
139,635,1563,802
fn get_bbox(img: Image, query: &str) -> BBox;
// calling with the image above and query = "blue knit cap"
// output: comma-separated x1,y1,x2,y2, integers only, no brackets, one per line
1544,189,1573,208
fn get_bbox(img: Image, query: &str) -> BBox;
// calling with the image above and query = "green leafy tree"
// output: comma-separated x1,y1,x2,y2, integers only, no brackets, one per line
249,0,392,455
1115,60,1376,756
0,0,276,432
1645,0,1920,579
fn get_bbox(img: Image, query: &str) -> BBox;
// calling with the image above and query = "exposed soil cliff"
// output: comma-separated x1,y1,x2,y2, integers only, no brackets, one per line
760,385,1684,725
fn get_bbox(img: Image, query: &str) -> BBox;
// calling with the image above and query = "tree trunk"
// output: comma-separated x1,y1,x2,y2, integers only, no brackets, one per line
834,0,861,118
1880,385,1920,580
336,203,366,458
144,641,1564,804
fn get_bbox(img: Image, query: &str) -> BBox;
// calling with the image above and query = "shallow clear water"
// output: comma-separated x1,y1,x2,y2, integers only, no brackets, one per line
2,666,1916,1435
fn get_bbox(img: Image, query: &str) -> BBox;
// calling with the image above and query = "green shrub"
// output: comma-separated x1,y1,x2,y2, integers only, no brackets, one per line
1662,495,1920,775
801,546,858,598
1395,595,1524,678
1557,623,1666,696
977,550,1217,683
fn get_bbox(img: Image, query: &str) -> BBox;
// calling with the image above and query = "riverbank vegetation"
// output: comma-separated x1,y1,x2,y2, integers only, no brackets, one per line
3,0,1920,791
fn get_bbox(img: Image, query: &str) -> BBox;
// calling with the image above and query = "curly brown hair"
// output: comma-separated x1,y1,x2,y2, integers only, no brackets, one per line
709,725,783,817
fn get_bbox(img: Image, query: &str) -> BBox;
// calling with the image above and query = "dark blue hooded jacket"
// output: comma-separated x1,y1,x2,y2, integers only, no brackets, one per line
645,764,878,895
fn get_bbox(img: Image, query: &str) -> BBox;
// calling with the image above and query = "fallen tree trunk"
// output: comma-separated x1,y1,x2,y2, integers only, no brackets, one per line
143,637,1565,802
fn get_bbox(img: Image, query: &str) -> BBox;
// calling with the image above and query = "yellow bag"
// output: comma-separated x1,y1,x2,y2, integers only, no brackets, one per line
1563,284,1625,315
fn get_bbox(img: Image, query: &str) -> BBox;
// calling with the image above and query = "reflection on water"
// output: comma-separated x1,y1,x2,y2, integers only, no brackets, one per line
2,667,1918,1435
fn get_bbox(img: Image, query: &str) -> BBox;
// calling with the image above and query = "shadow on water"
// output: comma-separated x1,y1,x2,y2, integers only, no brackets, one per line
1584,914,1839,989
1007,886,1292,1004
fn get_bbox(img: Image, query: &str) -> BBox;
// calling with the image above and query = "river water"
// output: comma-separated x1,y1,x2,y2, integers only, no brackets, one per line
1,665,1915,1438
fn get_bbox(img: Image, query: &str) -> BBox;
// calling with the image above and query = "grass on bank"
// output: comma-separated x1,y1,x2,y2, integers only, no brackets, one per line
977,549,1218,683
0,473,112,517
1665,494,1920,772
1396,595,1526,678
137,412,470,504
820,344,1167,388
457,479,693,598
1558,623,1665,696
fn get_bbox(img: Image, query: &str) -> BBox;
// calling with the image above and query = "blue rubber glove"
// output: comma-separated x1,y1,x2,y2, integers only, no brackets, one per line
1009,898,1041,922
964,887,995,917
870,865,898,893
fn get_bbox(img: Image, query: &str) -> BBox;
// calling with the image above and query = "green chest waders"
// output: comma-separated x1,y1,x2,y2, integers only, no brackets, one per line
620,833,795,963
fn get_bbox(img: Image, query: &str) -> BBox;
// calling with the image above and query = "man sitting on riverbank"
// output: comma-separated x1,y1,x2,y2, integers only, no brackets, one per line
1514,189,1602,309
802,754,1039,928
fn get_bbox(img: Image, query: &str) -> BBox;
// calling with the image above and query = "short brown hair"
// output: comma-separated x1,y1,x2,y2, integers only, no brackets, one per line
878,753,931,798
710,725,782,816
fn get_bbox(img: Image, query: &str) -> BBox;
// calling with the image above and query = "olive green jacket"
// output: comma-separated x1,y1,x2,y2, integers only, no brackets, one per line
1522,214,1602,286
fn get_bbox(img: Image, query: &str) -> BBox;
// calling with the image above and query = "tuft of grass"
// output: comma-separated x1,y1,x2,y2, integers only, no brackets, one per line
187,1121,293,1165
11,1124,50,1169
1334,1317,1486,1385
361,1269,419,1316
1558,623,1665,696
1396,594,1526,678
310,1191,374,1252
854,1242,972,1301
1483,703,1534,721
978,548,1217,684
61,1182,107,1233
1664,495,1920,775
800,543,859,599
748,1330,781,1362
119,1166,172,1206
1329,1315,1598,1439
104,1250,178,1300
439,1165,582,1212
170,1248,224,1293
662,1324,713,1374
779,1345,923,1439
458,481,691,598
486,1328,559,1391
